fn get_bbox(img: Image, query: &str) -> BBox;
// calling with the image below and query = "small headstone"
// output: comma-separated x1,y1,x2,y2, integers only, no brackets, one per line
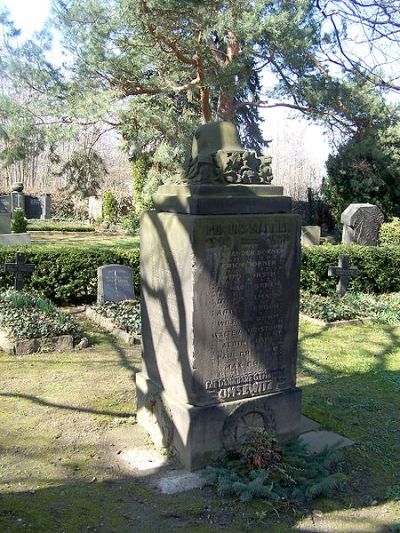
328,254,358,295
97,264,134,303
341,203,384,246
301,226,321,246
4,252,35,291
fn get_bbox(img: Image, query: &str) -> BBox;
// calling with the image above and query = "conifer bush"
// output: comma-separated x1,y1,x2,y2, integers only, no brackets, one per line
11,208,27,233
103,190,118,223
204,430,346,505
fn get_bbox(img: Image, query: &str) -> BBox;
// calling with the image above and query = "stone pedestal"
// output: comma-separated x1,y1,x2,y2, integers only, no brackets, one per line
137,185,302,470
40,195,52,219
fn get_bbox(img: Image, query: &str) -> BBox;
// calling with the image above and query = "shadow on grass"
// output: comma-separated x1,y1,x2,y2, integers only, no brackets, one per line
298,321,400,501
0,392,135,419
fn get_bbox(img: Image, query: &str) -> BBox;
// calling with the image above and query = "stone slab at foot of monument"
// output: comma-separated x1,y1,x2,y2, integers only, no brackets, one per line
137,121,302,470
341,203,384,245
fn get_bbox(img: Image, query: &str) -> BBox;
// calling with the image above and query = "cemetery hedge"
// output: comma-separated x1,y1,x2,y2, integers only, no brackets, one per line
301,245,400,295
0,247,140,304
1,244,399,304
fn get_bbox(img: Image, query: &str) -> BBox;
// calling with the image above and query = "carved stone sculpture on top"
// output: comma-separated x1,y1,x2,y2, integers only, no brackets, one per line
183,121,273,185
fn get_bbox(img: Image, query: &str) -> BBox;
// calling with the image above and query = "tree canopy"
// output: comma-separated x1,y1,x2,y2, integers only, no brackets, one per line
1,0,400,199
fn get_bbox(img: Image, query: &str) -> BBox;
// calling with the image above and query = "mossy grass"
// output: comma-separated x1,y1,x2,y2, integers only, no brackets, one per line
0,318,398,531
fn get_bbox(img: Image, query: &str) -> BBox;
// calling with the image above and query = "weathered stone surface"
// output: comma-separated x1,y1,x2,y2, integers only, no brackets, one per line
40,194,51,219
299,430,355,453
138,207,302,469
140,211,301,407
152,184,291,214
0,330,74,355
0,233,31,247
0,213,11,234
301,225,321,246
136,373,302,470
341,203,384,245
97,264,135,303
86,307,141,345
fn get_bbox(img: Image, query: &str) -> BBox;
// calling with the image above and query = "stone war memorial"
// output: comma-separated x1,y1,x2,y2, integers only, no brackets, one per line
137,121,302,470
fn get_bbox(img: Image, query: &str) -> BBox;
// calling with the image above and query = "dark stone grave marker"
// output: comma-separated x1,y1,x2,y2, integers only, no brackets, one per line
328,254,358,295
97,264,134,303
4,252,35,290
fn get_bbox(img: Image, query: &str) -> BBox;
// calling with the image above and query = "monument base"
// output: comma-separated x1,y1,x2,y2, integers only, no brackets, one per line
136,371,302,471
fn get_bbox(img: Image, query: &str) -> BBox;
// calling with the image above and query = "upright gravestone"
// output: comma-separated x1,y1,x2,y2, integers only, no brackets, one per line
97,265,134,303
137,121,302,470
341,203,384,246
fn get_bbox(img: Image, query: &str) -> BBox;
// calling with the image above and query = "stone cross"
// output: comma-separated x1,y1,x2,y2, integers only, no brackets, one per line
4,252,35,291
328,254,358,296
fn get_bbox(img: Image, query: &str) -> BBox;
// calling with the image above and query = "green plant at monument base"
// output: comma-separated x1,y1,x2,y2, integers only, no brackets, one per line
93,300,141,335
204,430,346,506
379,218,400,246
11,208,27,233
300,291,400,323
0,290,82,340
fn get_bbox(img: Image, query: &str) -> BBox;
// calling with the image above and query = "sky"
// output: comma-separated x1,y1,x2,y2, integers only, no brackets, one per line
0,0,331,179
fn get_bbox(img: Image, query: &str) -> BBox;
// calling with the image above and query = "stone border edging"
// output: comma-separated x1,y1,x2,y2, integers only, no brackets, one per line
0,329,74,355
85,307,141,345
300,313,375,327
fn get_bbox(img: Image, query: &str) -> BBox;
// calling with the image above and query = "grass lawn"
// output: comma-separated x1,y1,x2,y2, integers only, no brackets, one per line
30,231,139,250
0,317,399,532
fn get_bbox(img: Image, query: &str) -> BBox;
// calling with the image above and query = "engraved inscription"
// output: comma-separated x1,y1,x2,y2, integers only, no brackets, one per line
194,215,300,403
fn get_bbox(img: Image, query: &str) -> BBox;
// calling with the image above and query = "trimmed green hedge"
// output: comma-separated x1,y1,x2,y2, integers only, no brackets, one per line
0,244,399,304
27,221,95,232
301,245,400,295
0,247,140,304
379,218,400,246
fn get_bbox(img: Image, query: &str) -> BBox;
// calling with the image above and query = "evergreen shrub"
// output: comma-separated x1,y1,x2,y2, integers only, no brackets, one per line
11,209,27,233
103,190,118,223
301,245,400,295
379,218,400,246
204,430,345,504
0,246,140,305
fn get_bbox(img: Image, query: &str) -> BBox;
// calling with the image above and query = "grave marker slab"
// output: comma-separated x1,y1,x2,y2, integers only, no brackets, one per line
97,264,134,303
341,203,384,246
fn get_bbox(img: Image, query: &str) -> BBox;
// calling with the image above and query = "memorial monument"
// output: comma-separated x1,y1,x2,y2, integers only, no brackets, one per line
137,122,302,470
